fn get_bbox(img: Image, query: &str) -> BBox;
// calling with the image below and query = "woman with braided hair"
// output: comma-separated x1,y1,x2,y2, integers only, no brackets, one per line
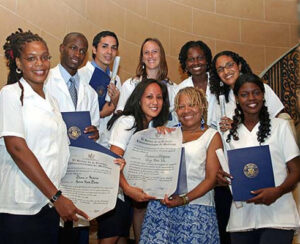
0,29,88,244
220,73,300,244
210,51,284,244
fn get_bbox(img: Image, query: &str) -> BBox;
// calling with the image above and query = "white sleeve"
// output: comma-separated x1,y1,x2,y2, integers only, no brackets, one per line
116,79,135,112
277,119,300,162
167,82,177,112
264,84,284,118
0,86,25,138
116,75,122,90
89,88,100,130
109,116,135,151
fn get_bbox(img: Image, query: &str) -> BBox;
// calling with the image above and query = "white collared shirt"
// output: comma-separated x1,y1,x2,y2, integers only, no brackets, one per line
224,118,300,231
0,78,70,215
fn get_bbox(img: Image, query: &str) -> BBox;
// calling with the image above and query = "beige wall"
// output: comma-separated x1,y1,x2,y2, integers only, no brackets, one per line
0,0,298,88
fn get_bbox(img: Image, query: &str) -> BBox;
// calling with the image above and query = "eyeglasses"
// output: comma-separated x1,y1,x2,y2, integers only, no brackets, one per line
216,61,235,74
23,55,51,63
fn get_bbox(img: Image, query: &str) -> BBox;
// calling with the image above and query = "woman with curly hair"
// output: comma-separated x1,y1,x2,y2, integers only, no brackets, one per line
209,51,283,132
221,74,300,244
140,87,223,244
211,52,284,244
0,29,88,244
177,40,214,125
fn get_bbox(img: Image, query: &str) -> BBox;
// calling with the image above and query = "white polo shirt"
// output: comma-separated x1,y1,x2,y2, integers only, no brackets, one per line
0,78,69,215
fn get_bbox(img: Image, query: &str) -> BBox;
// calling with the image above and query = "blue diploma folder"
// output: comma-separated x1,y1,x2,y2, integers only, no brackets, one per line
227,145,275,201
61,111,119,158
172,148,188,196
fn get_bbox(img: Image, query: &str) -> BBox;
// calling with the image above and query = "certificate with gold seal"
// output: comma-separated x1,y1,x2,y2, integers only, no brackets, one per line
123,128,183,199
227,145,275,201
60,112,120,222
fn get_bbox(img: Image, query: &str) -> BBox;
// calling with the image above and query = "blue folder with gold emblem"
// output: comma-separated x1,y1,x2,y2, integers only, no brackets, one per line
89,68,110,111
61,111,119,158
227,145,275,201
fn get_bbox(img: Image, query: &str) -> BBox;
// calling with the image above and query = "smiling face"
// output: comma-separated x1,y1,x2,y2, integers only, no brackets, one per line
215,55,241,88
236,82,264,119
142,40,161,72
16,41,50,88
93,35,118,71
176,93,202,130
140,82,163,123
185,46,207,76
60,35,88,76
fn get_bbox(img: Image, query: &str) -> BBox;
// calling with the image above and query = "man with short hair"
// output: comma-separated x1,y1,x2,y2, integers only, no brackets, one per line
45,32,100,244
79,31,121,148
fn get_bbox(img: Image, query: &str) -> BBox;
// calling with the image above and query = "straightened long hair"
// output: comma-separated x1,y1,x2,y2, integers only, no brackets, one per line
107,78,170,132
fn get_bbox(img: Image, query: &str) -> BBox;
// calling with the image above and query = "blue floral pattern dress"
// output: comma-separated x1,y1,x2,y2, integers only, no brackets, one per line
139,128,220,244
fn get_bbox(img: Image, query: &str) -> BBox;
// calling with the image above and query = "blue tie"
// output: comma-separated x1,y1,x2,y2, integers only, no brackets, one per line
68,77,77,108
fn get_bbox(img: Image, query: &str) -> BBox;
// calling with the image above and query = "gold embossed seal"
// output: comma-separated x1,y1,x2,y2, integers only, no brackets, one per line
243,163,259,178
68,126,81,140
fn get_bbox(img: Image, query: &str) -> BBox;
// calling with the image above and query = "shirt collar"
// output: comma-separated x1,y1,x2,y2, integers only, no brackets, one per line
58,64,79,89
91,60,110,76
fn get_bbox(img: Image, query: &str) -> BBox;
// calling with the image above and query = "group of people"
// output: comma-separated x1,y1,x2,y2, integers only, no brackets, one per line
0,27,299,244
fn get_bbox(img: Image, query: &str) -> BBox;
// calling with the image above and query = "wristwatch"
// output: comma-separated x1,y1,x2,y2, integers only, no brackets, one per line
50,190,62,203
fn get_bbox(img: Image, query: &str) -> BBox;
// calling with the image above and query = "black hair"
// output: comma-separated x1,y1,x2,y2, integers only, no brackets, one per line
3,28,48,105
92,31,119,59
3,28,47,85
107,78,170,133
210,50,253,103
226,73,271,144
178,40,212,75
62,32,88,47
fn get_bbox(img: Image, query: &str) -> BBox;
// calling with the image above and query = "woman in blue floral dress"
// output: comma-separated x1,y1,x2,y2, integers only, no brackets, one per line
140,87,222,244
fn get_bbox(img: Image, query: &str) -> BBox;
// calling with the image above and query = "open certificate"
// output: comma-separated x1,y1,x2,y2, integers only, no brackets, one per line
60,112,120,220
123,127,183,199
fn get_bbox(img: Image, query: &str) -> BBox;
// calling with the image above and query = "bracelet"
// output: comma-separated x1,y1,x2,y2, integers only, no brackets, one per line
50,190,62,203
181,194,189,205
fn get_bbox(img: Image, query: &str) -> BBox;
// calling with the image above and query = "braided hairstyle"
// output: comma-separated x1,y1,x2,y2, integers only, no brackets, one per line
3,28,47,104
210,51,252,103
226,74,271,144
178,40,212,75
174,87,208,124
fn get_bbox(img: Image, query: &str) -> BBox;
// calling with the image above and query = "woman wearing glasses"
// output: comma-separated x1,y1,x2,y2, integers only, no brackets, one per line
209,50,284,244
0,29,87,244
209,50,283,132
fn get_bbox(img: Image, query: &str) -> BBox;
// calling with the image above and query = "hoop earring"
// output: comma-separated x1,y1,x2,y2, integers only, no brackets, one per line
201,117,205,130
16,68,22,74
219,81,224,87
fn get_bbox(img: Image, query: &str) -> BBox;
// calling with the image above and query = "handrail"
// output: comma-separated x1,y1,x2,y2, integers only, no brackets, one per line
259,43,299,125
